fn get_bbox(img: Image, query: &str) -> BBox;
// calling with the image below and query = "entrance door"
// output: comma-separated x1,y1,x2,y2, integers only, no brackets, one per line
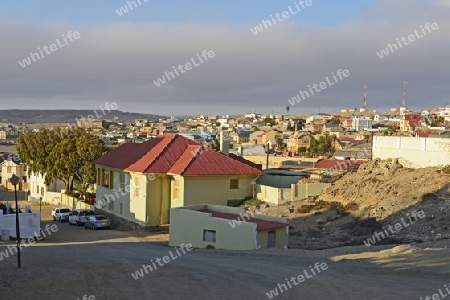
268,230,276,248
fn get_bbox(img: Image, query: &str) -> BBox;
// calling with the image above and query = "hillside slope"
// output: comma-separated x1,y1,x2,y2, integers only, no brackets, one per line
247,159,450,249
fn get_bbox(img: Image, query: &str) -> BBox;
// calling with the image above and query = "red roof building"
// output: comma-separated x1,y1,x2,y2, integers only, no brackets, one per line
93,134,263,227
315,159,366,172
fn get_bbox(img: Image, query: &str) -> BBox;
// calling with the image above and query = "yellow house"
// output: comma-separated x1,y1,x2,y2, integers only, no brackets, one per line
287,132,312,153
0,159,28,190
170,204,289,250
93,134,263,228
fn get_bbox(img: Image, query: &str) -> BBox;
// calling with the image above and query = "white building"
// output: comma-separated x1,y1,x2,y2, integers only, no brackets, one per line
352,117,372,131
29,172,65,203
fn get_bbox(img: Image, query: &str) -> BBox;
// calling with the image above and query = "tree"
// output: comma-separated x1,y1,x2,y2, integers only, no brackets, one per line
17,128,104,194
276,137,284,150
308,133,335,157
286,106,290,115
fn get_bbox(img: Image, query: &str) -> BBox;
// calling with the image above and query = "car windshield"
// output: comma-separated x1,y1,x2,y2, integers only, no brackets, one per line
60,209,71,213
95,216,106,220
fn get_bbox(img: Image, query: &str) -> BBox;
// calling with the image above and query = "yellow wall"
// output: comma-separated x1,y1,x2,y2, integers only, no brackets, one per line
169,205,289,250
181,175,256,206
256,228,289,249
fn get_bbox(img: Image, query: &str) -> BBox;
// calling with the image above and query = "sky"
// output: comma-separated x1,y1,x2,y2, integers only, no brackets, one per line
0,0,449,116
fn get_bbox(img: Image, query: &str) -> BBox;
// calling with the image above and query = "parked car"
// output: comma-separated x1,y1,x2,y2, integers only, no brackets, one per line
69,209,95,226
51,207,71,222
84,215,110,230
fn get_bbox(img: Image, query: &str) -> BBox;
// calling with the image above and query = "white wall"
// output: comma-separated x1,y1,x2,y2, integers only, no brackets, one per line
29,172,65,202
0,210,41,239
372,136,450,168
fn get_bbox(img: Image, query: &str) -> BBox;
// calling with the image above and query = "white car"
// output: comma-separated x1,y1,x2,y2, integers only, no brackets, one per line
69,209,95,226
51,207,71,222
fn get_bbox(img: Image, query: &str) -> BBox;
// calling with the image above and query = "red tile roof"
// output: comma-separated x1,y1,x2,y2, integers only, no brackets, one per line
199,209,288,231
315,159,365,171
93,134,263,176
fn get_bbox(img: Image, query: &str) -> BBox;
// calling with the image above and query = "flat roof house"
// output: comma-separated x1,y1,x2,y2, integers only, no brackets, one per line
169,204,289,250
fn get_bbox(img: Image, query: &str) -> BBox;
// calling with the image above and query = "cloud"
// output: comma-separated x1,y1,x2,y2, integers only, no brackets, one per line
0,0,449,115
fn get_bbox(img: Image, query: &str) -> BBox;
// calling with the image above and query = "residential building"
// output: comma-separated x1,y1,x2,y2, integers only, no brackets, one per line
287,130,312,153
169,204,289,250
305,123,323,132
400,114,422,132
256,129,280,145
28,172,65,203
92,134,263,227
77,118,103,129
352,117,372,131
0,159,27,190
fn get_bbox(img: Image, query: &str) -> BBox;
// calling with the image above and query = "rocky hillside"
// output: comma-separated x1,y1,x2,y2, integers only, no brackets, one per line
247,159,450,250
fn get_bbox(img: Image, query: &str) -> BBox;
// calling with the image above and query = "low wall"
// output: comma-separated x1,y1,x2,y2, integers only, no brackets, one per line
372,136,450,168
257,183,331,205
0,211,41,239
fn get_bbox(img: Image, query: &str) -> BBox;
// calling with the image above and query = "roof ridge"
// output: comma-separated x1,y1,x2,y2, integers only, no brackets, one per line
144,134,180,173
175,144,203,175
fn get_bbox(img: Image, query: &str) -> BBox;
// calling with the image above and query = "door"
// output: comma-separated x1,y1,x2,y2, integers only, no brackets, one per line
268,230,276,248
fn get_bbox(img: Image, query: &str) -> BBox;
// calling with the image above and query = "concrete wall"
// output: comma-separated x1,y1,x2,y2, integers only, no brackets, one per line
169,205,288,250
372,136,450,168
0,210,41,239
257,185,291,205
257,183,331,205
291,183,332,201
256,227,289,249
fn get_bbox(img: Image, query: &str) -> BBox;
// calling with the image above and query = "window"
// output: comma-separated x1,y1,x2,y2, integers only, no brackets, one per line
7,166,11,173
109,171,114,189
173,180,179,200
133,176,140,197
120,172,126,191
40,187,44,196
120,203,123,215
203,230,216,242
230,179,239,189
108,199,114,211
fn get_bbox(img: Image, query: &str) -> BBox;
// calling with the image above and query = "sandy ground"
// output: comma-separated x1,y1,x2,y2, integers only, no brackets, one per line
0,204,449,300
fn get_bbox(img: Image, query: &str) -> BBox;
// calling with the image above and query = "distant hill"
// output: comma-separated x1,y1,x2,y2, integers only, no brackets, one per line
0,110,163,124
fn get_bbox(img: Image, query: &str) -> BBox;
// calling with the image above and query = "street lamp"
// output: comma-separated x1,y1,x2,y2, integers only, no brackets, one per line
9,174,21,269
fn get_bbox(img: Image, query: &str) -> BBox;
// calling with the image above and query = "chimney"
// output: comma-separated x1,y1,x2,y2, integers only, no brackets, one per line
219,131,229,156
237,145,243,157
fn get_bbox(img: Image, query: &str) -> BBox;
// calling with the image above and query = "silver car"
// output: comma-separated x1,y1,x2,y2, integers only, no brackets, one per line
84,215,110,230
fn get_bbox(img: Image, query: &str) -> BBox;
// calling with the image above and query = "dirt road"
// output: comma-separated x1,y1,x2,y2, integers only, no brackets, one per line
0,204,449,299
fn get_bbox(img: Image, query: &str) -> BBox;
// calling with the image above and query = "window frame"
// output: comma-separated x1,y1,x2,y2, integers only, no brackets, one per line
229,179,239,189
